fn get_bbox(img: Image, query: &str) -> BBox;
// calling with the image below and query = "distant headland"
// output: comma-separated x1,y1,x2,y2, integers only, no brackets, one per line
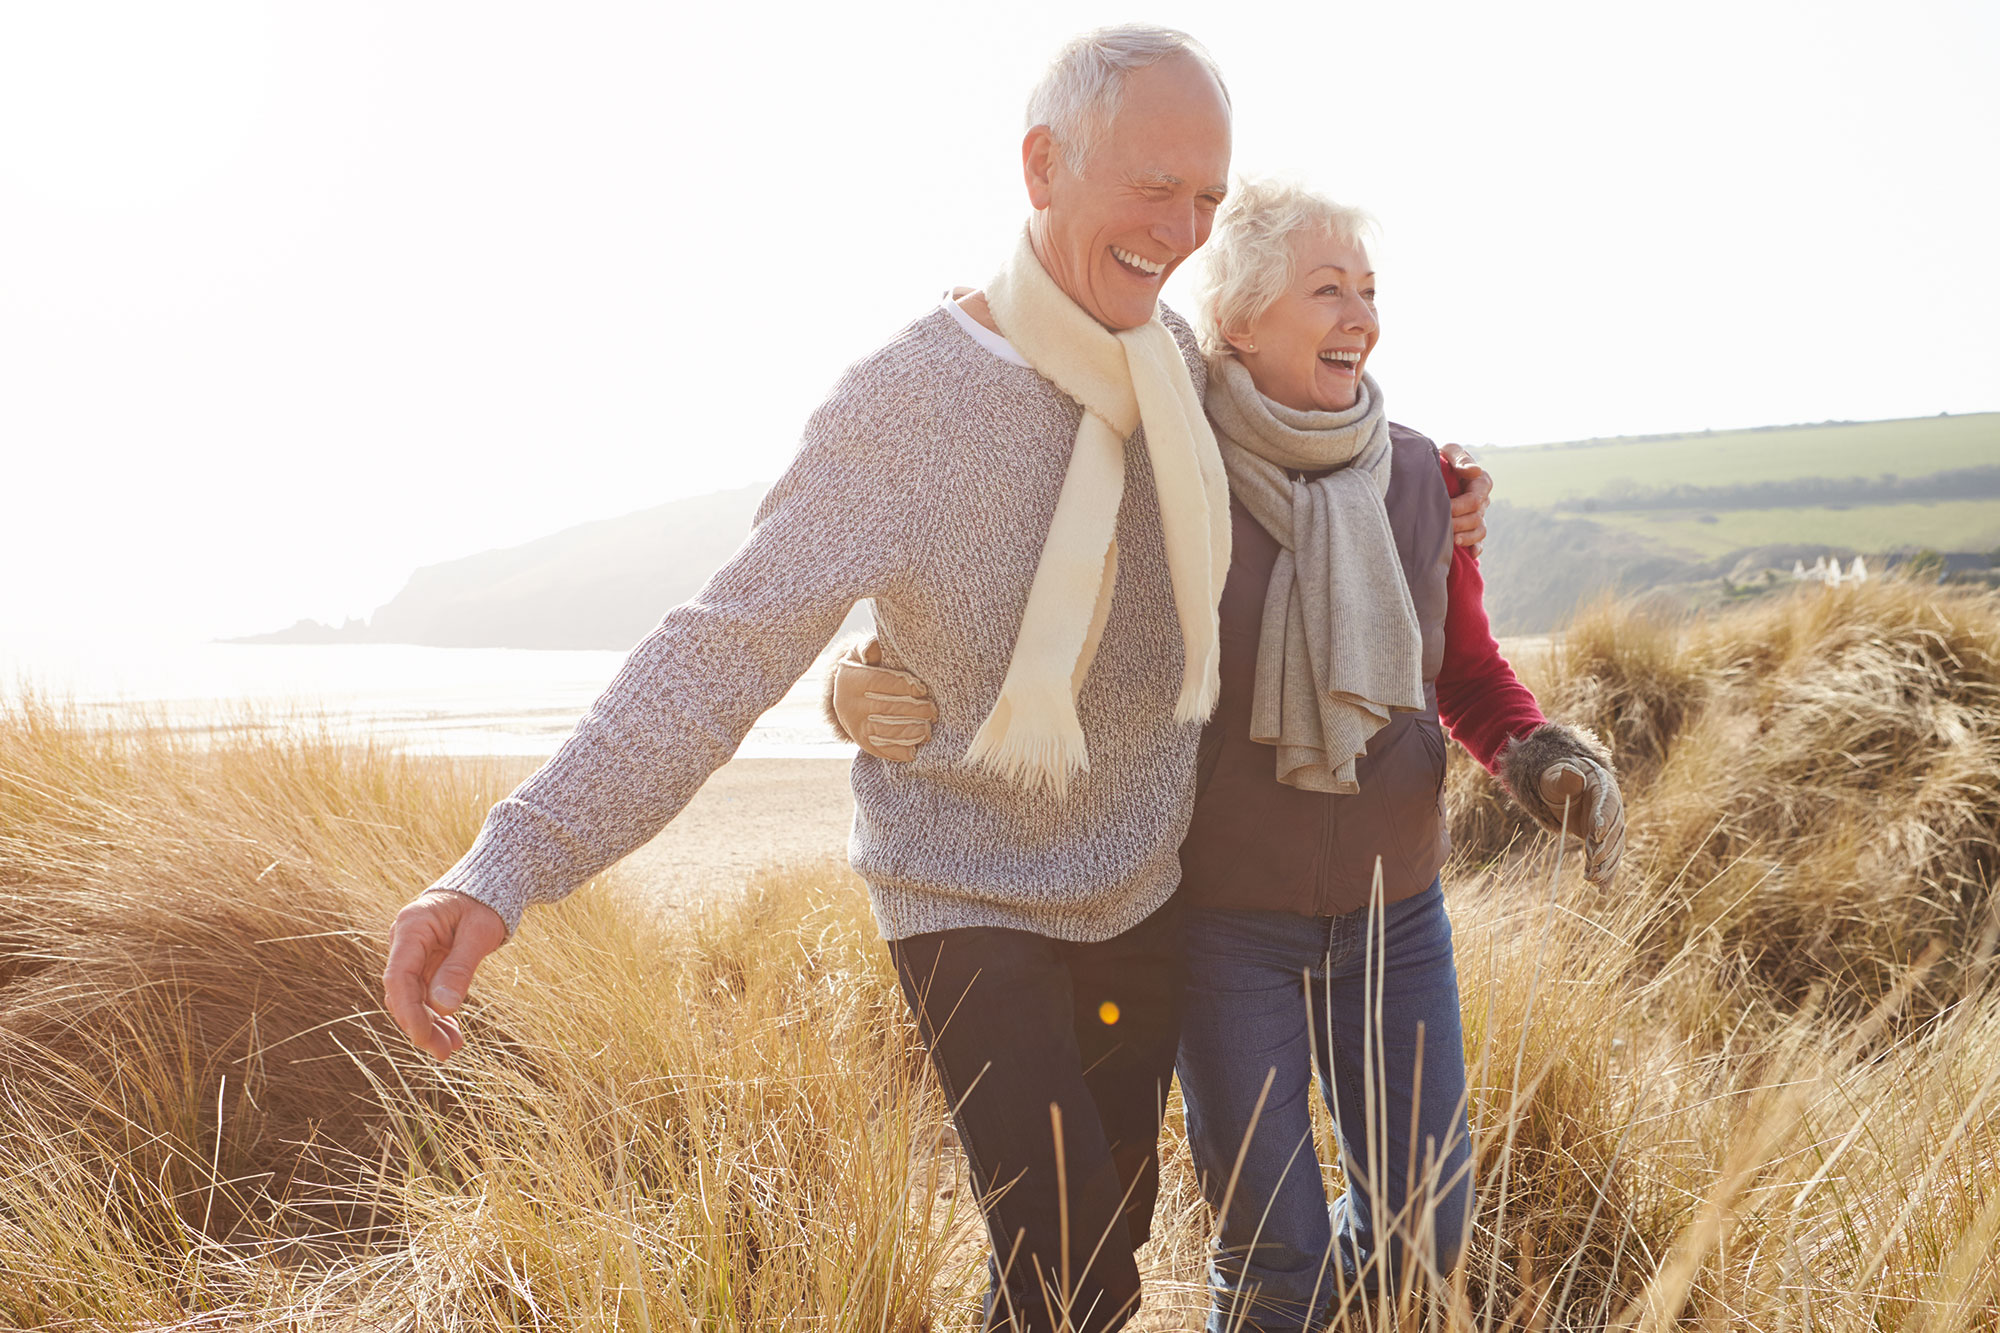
234,413,1999,649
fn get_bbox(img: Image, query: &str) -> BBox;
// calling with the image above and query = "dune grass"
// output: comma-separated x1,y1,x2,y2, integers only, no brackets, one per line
4,575,1999,1329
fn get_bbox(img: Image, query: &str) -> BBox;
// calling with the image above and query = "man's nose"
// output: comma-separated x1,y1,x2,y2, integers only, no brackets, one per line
1150,206,1200,259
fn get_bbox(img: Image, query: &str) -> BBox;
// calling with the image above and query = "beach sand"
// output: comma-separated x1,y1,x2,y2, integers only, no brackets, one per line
599,755,857,901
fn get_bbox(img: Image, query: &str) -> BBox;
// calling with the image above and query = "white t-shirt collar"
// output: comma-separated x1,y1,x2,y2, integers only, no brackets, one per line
940,292,1030,369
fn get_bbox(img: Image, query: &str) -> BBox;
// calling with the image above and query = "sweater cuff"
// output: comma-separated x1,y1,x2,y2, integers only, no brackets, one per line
427,831,532,939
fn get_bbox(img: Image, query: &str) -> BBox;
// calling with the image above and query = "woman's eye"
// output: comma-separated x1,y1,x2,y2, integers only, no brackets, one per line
1317,286,1340,297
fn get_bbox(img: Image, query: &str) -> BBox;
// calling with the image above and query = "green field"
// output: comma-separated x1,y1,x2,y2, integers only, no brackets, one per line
1486,413,2000,508
1587,499,2000,561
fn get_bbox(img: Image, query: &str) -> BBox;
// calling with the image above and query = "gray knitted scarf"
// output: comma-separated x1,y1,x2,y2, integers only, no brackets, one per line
1204,355,1426,792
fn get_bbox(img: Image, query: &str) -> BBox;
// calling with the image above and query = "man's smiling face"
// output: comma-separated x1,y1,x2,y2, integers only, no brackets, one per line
1024,53,1232,332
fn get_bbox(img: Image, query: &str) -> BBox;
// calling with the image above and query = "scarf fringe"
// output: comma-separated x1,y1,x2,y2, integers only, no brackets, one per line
1175,650,1221,724
962,686,1089,800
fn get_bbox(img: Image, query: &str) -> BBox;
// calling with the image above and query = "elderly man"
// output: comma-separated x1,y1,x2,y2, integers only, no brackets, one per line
383,25,1486,1331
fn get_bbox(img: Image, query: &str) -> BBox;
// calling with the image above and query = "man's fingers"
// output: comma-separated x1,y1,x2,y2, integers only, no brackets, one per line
1447,452,1495,549
1449,489,1489,548
427,895,506,1014
381,919,442,1050
382,892,505,1062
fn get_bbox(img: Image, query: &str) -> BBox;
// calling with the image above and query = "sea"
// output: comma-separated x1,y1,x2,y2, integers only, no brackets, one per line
0,633,854,760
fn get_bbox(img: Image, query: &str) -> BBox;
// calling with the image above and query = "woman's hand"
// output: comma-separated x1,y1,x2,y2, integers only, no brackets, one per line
1441,443,1493,556
1502,722,1626,886
823,637,937,761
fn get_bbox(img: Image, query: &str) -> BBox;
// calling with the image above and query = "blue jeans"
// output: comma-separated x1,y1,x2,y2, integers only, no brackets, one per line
1177,882,1474,1332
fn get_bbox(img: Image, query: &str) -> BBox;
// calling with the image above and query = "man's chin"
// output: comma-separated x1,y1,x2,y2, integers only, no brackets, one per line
1097,297,1159,332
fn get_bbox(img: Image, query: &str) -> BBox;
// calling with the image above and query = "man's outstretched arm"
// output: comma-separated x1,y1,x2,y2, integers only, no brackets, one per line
382,371,928,1058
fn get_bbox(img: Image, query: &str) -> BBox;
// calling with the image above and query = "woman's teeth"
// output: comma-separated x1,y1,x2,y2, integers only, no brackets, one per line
1111,246,1165,277
1319,350,1362,372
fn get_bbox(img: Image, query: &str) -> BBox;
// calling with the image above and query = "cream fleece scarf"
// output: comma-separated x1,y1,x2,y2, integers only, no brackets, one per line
1205,355,1425,793
964,231,1232,798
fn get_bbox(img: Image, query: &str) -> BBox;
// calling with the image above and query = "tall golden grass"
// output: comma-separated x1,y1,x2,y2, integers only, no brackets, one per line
3,576,1996,1330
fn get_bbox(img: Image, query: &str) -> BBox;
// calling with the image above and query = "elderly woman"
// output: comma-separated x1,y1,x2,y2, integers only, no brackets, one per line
830,177,1625,1329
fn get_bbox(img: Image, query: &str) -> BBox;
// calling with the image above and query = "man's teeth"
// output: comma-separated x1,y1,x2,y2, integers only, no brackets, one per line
1111,246,1165,276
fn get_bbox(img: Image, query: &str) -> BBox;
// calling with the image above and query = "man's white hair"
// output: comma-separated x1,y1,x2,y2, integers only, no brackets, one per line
1024,24,1230,175
1196,177,1375,357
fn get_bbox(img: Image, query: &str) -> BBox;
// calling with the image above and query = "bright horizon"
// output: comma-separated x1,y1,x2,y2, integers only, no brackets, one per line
4,1,1996,641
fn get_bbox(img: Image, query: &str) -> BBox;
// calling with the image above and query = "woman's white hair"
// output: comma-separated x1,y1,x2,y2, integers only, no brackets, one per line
1024,24,1230,175
1196,177,1376,357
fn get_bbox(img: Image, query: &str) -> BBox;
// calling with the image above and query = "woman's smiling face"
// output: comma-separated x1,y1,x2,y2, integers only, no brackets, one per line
1226,229,1378,414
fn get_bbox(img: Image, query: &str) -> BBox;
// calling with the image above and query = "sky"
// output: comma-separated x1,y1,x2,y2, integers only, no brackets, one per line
3,0,1995,641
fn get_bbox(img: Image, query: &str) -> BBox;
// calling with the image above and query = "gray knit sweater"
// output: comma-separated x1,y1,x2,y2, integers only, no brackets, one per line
430,303,1212,943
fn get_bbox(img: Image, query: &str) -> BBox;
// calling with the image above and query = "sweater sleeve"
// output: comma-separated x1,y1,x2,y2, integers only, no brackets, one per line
1433,454,1546,773
428,368,929,934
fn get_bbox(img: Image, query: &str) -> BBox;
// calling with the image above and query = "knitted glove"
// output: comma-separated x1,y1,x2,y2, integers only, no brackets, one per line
1500,722,1625,885
821,637,936,762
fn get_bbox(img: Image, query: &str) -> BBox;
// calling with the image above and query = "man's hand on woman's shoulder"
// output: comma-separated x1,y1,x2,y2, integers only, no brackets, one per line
1439,442,1492,557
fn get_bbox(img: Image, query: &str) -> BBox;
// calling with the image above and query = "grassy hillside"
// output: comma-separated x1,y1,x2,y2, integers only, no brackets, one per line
1475,412,2000,630
1486,412,2000,507
5,576,1999,1329
1587,498,2000,560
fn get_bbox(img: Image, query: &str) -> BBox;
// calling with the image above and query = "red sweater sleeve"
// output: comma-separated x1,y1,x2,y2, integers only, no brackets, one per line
1434,454,1545,772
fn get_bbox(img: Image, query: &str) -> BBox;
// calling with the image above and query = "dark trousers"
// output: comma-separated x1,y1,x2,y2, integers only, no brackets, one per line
890,894,1185,1333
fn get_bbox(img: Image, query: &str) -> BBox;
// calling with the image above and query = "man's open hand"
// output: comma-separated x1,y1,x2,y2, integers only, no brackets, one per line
381,889,507,1060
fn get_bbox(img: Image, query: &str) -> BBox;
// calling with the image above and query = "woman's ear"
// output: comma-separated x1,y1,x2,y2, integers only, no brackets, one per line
1219,320,1258,356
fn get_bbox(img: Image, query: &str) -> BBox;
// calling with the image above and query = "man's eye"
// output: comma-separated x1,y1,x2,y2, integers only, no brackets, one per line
1363,289,1377,301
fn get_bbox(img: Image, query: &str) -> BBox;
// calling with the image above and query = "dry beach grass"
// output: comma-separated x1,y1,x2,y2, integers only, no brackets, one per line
2,576,1997,1329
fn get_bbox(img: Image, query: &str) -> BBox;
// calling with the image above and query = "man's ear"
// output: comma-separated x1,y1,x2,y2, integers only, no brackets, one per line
1023,126,1058,210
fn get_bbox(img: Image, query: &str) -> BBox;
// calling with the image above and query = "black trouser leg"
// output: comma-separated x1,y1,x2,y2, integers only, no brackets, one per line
891,897,1184,1333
